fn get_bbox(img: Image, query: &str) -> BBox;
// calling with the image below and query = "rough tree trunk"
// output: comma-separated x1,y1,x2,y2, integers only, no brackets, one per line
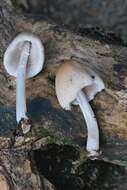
12,0,127,43
1,0,127,189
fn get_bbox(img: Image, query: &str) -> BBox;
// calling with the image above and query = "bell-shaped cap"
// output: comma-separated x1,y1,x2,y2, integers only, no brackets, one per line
55,60,104,110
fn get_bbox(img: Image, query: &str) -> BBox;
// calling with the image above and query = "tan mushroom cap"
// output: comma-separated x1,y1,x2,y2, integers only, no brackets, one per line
0,174,10,190
4,32,44,78
55,60,104,110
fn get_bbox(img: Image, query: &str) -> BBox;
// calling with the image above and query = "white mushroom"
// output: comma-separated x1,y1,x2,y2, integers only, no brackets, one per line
4,33,44,134
55,60,104,157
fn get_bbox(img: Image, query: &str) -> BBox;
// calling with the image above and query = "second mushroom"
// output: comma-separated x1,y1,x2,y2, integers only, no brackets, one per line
55,60,104,157
4,33,44,134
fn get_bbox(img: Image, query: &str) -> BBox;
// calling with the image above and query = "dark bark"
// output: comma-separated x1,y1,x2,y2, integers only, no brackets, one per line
1,0,127,189
12,0,127,44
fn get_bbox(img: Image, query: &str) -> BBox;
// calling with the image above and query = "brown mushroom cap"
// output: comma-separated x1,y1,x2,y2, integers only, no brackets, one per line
4,33,44,78
55,60,104,110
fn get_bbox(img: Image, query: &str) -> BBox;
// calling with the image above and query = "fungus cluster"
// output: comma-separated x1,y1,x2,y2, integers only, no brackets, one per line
3,32,104,157
4,33,44,134
55,60,104,157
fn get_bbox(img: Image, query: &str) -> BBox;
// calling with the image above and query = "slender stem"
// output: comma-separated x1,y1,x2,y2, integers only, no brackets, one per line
16,41,31,123
76,90,99,156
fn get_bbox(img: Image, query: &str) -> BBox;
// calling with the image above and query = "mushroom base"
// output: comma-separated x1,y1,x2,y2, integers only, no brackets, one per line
18,117,32,134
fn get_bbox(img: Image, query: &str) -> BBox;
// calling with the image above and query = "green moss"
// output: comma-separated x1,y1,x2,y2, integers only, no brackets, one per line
47,134,73,146
30,126,74,146
4,112,13,121
32,127,51,137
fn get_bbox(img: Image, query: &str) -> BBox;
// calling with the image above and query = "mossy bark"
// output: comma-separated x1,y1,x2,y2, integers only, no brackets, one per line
1,0,127,189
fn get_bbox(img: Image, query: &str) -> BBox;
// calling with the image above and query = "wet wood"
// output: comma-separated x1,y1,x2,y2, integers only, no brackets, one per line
1,0,127,189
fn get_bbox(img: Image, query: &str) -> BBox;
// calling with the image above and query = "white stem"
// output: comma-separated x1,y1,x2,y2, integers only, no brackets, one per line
76,90,99,156
16,41,31,123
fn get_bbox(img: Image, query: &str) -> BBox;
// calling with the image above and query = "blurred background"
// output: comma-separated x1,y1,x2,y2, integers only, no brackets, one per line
12,0,127,44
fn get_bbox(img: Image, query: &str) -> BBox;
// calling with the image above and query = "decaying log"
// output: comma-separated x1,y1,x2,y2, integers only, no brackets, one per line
12,0,127,44
1,0,127,189
0,149,56,190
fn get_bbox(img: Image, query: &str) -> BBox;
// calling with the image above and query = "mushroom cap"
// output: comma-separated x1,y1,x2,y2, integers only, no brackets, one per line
4,32,44,78
55,60,104,110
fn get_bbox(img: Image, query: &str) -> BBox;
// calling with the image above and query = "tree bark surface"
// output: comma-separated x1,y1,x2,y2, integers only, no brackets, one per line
1,1,127,189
